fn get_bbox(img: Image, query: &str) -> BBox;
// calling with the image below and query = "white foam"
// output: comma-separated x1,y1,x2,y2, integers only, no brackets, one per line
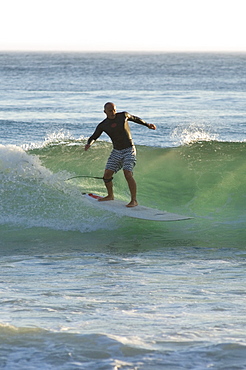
21,129,77,150
0,144,118,232
172,123,218,146
0,144,53,181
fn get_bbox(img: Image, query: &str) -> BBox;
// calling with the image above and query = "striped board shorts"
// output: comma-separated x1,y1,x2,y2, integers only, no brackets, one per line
105,146,136,173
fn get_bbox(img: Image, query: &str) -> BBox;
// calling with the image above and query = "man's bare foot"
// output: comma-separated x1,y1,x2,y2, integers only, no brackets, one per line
98,195,114,202
126,200,138,208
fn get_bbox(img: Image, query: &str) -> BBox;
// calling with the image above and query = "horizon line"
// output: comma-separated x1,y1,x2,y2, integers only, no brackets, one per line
0,49,246,54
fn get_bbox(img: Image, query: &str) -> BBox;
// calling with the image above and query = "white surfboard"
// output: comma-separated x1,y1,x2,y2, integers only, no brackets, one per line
83,193,192,221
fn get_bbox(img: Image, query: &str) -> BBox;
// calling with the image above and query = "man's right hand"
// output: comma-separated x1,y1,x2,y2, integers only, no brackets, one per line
84,144,90,151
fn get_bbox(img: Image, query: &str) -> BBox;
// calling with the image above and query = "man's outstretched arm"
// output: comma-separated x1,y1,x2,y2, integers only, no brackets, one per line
127,113,156,130
84,125,103,151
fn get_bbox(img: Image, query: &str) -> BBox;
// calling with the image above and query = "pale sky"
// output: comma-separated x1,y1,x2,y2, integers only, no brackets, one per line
1,0,245,52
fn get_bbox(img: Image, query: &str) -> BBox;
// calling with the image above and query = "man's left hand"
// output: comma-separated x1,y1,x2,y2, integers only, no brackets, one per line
149,124,156,130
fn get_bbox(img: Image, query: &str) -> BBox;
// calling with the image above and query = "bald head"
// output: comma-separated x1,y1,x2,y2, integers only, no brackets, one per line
104,102,117,119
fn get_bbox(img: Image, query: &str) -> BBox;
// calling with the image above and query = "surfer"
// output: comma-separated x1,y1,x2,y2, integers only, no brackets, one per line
85,102,156,207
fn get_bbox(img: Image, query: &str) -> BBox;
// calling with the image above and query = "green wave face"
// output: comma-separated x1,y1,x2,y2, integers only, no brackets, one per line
1,140,246,249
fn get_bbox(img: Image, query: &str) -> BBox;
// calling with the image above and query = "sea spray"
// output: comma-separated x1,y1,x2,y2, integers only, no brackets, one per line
0,144,115,232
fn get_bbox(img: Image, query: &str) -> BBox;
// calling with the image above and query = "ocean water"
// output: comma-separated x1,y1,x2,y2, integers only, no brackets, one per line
0,52,246,369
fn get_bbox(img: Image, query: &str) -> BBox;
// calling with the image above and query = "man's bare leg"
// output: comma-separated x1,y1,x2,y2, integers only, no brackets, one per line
98,169,115,201
124,170,138,207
